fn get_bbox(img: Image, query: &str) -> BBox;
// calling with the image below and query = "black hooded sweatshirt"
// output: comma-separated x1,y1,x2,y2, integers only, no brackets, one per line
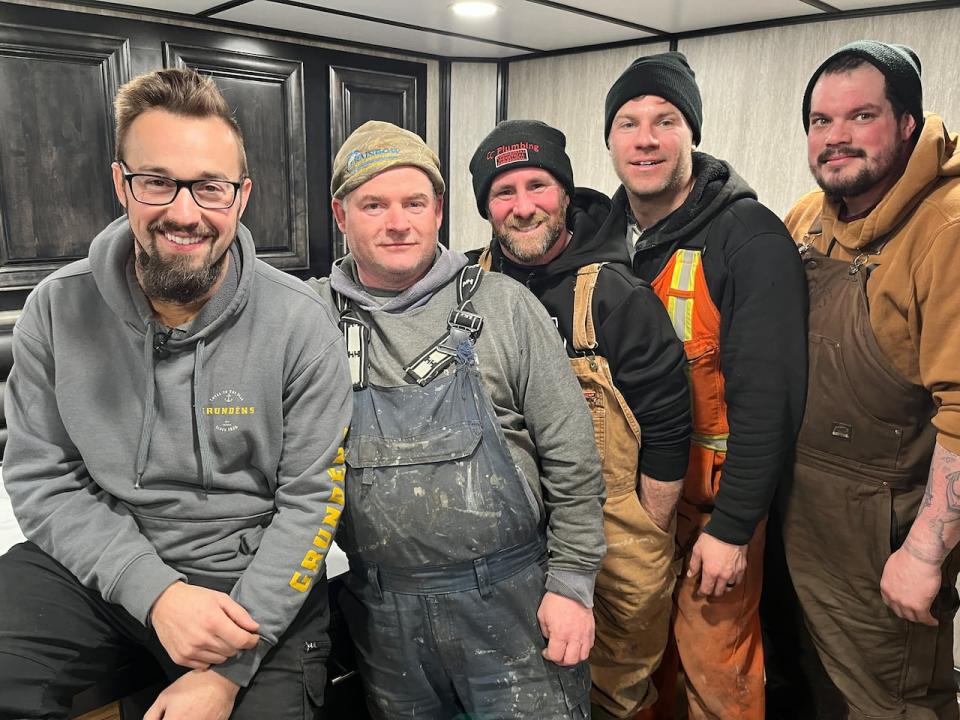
598,153,807,545
468,187,691,483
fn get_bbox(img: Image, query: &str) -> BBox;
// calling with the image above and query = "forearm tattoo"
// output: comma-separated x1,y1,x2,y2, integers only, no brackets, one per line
903,450,960,566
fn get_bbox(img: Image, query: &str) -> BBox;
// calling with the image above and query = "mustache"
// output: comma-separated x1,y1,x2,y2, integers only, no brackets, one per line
147,219,215,238
506,211,552,230
818,145,866,164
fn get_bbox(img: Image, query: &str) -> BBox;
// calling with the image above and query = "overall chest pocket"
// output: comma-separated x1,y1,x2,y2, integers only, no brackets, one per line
798,332,903,470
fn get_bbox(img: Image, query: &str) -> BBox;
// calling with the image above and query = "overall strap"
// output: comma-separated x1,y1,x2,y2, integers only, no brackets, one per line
572,263,606,352
477,247,493,271
404,265,486,386
798,213,823,256
334,291,369,390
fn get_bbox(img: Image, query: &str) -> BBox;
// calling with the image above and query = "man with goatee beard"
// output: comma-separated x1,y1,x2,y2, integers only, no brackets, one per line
598,52,807,720
783,41,960,719
0,68,352,720
468,119,692,720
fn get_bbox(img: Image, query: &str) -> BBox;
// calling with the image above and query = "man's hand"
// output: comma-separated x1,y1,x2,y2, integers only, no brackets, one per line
687,532,747,597
639,475,683,533
144,670,240,720
151,582,260,669
537,591,594,666
880,546,940,626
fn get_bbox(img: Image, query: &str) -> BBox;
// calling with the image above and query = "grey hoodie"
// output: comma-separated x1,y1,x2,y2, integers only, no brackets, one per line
311,246,605,606
2,216,352,686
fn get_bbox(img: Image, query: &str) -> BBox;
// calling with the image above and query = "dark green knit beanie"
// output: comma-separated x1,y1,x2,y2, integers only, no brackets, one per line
802,41,922,134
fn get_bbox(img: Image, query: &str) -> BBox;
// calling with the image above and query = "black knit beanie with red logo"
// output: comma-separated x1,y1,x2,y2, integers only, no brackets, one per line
470,120,575,218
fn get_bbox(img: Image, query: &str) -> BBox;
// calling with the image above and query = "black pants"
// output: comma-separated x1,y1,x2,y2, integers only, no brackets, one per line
761,504,846,720
0,542,330,720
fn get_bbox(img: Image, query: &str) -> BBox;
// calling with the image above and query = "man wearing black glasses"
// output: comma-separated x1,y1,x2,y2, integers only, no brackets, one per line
0,68,352,720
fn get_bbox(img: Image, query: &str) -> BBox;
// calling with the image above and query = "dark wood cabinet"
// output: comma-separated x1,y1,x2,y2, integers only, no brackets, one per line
0,23,128,290
0,0,429,309
165,43,311,271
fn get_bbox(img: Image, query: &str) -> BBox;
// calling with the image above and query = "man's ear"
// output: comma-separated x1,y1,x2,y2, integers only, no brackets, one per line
236,177,253,218
111,162,128,209
900,112,918,143
332,196,348,233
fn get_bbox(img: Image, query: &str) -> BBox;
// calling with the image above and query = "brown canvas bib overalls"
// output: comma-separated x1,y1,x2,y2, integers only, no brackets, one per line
568,264,678,719
783,238,960,720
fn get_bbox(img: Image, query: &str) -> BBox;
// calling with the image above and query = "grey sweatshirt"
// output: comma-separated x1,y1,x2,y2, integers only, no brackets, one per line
2,216,352,686
311,246,605,606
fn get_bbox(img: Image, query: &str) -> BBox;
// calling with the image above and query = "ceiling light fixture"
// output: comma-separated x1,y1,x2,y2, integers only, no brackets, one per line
451,1,499,19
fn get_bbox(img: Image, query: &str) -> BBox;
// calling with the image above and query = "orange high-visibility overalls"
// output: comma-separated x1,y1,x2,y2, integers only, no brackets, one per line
638,245,766,720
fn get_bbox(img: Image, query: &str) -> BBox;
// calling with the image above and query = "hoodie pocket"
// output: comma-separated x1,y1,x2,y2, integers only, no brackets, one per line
131,510,275,573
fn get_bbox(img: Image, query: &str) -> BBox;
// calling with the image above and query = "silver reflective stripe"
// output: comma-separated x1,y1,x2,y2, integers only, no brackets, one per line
692,432,728,452
677,251,697,290
671,297,690,339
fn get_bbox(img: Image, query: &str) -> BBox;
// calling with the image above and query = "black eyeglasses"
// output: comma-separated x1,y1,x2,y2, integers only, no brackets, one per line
119,162,245,210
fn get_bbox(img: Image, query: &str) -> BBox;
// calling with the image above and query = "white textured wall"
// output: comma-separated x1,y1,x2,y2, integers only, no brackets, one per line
447,62,499,253
678,7,960,217
507,43,670,196
494,8,960,220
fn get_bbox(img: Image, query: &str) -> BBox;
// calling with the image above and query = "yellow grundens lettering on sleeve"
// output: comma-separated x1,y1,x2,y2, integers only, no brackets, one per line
288,429,349,593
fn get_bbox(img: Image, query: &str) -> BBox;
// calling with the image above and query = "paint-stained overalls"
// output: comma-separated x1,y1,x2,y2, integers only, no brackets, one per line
334,267,591,720
782,227,960,720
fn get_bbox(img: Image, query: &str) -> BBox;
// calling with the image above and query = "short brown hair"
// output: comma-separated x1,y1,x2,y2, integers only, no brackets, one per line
114,68,248,175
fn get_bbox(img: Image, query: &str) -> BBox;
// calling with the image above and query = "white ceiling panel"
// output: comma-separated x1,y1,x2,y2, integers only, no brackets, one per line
249,0,652,53
214,1,526,58
552,0,823,34
825,0,941,9
75,0,948,59
84,0,225,13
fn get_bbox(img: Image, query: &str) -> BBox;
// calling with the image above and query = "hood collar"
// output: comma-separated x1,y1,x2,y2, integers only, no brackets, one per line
89,216,255,345
626,152,757,253
330,243,468,313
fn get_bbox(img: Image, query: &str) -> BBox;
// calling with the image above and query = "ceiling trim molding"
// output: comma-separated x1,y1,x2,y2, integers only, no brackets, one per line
501,34,670,63
665,0,960,42
502,0,960,62
198,0,252,18
522,0,666,35
796,0,841,11
261,0,542,53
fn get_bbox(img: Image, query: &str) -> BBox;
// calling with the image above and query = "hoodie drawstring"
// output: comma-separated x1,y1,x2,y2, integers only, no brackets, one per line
192,338,214,494
134,327,213,495
134,323,160,489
